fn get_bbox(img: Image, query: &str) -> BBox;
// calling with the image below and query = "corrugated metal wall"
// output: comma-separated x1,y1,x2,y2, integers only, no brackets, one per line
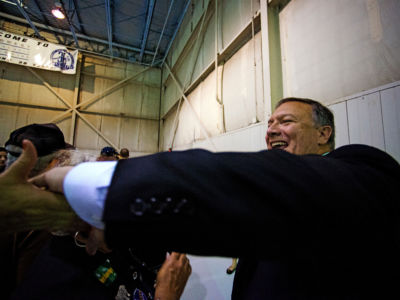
0,55,161,157
161,0,400,161
75,56,160,156
161,0,263,151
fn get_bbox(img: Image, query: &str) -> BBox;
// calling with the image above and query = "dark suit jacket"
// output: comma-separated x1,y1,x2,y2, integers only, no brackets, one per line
103,145,400,299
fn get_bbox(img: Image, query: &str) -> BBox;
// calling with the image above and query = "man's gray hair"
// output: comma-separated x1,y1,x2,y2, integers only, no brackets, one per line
276,97,335,149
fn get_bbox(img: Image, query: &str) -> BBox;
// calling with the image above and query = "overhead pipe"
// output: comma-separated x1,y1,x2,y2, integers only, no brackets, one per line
214,0,226,133
251,0,259,123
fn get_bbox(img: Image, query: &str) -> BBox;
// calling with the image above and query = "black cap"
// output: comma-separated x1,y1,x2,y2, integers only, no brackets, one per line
5,123,70,157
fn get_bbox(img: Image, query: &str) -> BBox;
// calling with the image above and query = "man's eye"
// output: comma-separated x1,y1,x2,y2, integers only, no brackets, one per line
282,119,293,123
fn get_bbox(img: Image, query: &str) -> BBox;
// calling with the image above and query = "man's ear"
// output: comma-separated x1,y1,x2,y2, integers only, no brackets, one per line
317,125,333,145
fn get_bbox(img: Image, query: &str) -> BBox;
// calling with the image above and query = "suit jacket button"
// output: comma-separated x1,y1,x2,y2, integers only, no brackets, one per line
173,198,188,213
130,198,145,216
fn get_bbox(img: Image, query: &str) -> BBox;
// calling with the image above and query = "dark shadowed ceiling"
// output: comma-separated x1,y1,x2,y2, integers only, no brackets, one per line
0,0,191,66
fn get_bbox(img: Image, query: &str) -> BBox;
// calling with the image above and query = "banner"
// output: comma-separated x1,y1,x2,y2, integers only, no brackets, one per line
0,30,78,74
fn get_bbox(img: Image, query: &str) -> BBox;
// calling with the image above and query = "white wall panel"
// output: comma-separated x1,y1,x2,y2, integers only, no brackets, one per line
163,31,264,150
380,86,400,162
80,76,125,113
182,255,234,300
346,93,385,151
223,32,263,132
220,0,259,50
280,0,400,102
72,57,160,154
327,81,400,162
169,69,223,148
74,114,102,150
0,62,75,109
193,122,267,152
328,102,350,148
162,0,262,118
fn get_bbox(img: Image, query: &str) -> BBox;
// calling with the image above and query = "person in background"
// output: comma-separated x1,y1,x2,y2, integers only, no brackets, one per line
97,146,119,161
0,147,7,173
119,148,129,160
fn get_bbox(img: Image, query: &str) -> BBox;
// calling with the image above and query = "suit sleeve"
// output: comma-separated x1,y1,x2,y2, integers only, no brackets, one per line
103,146,400,258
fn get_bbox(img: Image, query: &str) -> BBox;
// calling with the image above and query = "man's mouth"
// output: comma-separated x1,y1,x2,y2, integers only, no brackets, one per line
270,141,288,149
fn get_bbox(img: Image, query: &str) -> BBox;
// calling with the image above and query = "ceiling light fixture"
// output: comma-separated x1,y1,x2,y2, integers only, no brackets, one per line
51,2,65,19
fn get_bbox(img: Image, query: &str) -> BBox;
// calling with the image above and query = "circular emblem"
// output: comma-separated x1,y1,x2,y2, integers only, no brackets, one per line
50,49,74,70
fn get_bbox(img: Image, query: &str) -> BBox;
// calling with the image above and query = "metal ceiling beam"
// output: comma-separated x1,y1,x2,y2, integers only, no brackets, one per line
161,0,191,66
105,0,113,57
71,0,85,34
67,19,80,48
32,0,63,44
151,0,174,66
139,0,156,62
61,0,80,48
12,0,42,38
0,12,156,56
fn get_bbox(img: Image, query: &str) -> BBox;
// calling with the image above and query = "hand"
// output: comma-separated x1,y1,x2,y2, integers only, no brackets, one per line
154,252,192,300
76,227,112,256
0,140,80,233
29,166,73,193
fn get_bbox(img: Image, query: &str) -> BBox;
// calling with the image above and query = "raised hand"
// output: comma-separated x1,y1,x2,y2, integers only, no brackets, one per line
0,140,79,233
154,252,192,300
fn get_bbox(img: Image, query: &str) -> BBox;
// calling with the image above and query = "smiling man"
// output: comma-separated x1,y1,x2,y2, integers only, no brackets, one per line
3,97,400,299
266,98,334,155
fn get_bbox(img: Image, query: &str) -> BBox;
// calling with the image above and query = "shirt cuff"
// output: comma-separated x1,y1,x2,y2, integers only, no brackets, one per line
63,161,117,229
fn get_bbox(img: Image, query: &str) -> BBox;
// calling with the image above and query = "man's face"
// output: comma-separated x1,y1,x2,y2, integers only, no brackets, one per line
0,151,7,168
266,101,322,155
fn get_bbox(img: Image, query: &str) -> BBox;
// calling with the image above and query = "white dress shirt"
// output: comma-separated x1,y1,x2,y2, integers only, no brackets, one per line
63,161,117,229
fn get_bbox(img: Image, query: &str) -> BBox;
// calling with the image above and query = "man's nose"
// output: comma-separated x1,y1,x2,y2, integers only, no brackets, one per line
266,123,280,137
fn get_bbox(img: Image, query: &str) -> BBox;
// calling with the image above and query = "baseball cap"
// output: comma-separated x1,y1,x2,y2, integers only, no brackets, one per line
100,146,118,157
5,123,73,157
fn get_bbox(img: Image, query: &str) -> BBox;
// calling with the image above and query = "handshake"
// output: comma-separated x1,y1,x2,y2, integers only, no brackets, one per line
0,140,192,300
0,139,110,255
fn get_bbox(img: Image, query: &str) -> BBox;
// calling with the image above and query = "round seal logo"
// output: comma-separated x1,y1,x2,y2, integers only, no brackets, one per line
50,49,74,70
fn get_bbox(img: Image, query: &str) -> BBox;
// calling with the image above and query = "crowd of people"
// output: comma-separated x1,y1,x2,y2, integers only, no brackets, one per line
1,97,399,300
0,123,190,300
